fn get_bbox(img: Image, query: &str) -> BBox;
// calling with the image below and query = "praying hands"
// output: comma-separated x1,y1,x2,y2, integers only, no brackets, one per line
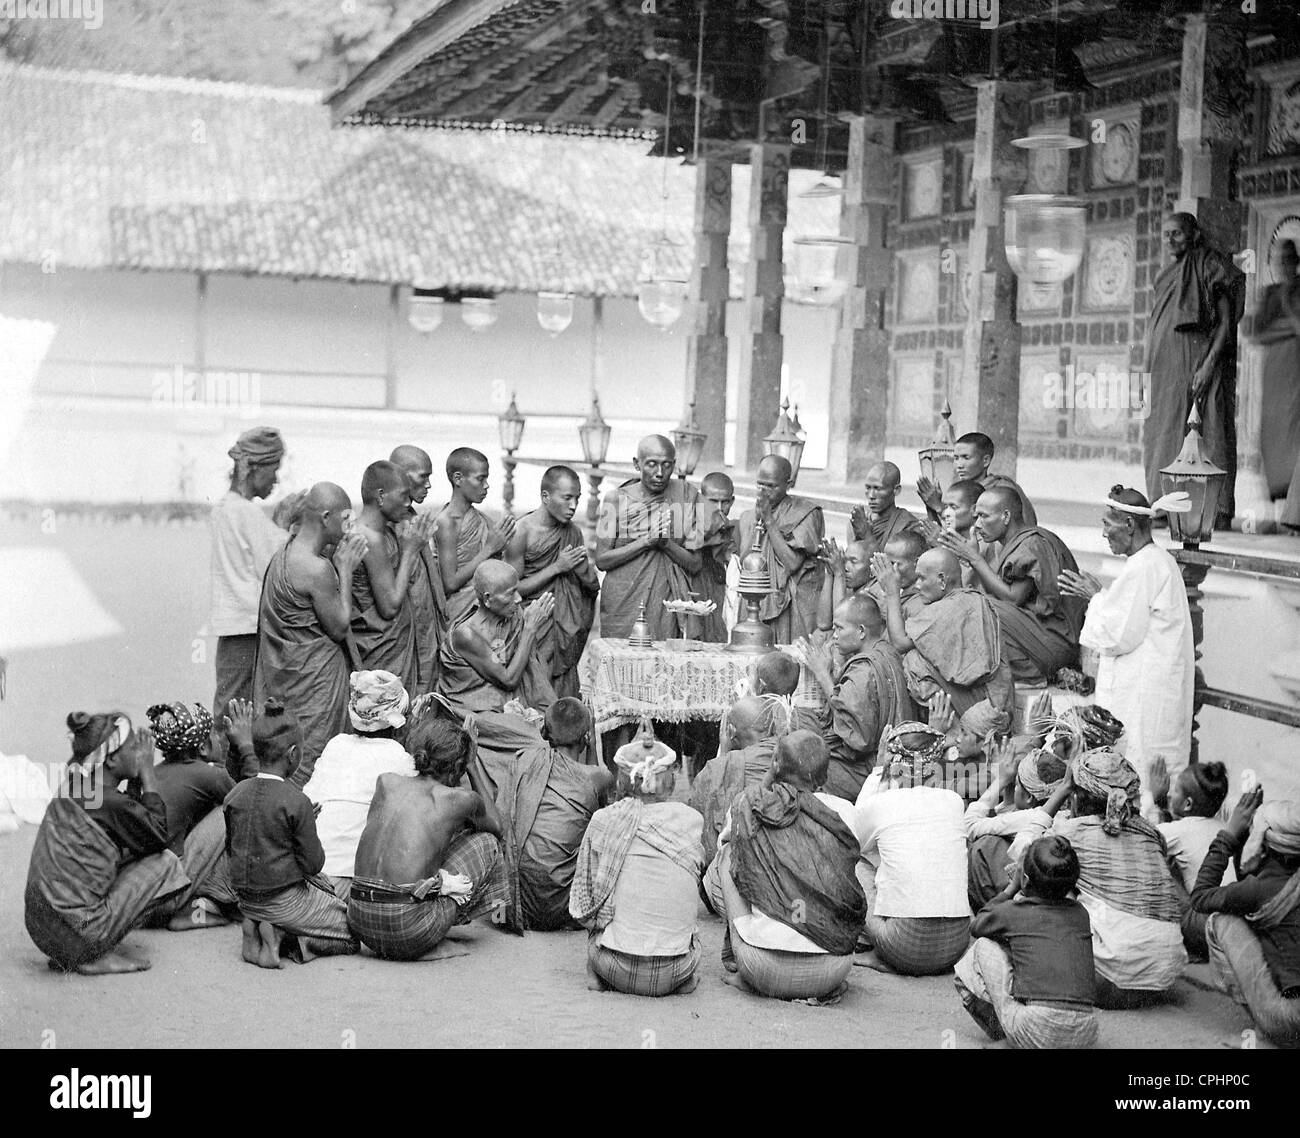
870,551,900,594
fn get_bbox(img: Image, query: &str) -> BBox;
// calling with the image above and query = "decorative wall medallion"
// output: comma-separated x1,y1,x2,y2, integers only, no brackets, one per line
897,251,939,324
892,356,937,432
1265,77,1300,156
1082,230,1135,310
903,157,942,219
1266,215,1300,283
1091,119,1139,186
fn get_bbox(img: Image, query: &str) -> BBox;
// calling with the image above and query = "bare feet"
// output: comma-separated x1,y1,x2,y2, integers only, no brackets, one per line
76,948,152,975
241,919,260,965
168,898,233,931
256,921,284,969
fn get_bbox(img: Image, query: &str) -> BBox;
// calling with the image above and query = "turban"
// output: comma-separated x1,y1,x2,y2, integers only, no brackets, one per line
146,701,214,759
885,721,946,786
1071,748,1141,836
348,670,410,733
959,699,1010,738
228,427,284,466
613,737,678,794
1241,800,1300,876
66,711,131,774
1016,748,1067,803
1041,704,1124,761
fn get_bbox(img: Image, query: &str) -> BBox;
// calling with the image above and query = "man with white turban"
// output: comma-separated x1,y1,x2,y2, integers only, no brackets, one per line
302,671,415,893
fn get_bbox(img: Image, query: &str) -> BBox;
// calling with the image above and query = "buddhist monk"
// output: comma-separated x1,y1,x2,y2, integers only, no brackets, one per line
434,447,515,630
805,594,916,800
873,547,1014,725
849,461,924,556
689,471,737,643
939,486,1084,686
595,435,703,640
864,530,928,624
930,478,991,589
737,454,824,643
350,460,433,696
505,465,599,698
390,444,446,695
254,482,368,787
917,433,1038,527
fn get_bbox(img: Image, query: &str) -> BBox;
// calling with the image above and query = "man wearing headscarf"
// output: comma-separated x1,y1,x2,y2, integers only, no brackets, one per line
1045,750,1187,1008
209,427,301,754
1191,788,1300,1047
302,671,416,893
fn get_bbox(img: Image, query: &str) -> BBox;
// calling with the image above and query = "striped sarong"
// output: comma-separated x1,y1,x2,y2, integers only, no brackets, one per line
237,873,359,960
955,938,1099,1049
587,932,701,997
865,914,970,976
347,831,508,961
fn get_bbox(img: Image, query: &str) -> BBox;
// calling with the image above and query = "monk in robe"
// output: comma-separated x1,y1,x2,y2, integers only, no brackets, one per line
805,594,916,800
254,483,368,788
737,454,824,643
495,698,614,930
864,530,928,624
929,478,993,589
689,694,795,865
506,465,598,698
849,461,924,556
874,547,1015,722
940,486,1084,686
1145,212,1245,527
391,444,446,695
918,433,1038,528
434,447,515,631
689,472,737,643
595,435,703,640
350,460,433,696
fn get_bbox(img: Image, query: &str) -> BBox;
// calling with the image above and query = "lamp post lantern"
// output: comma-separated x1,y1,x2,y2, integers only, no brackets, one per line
497,393,526,514
671,399,708,482
763,397,806,487
917,401,958,495
1160,406,1228,548
579,394,613,536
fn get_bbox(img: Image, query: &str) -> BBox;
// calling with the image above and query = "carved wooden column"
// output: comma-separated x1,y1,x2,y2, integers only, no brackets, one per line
960,81,1031,477
827,114,896,485
684,157,732,466
735,143,790,471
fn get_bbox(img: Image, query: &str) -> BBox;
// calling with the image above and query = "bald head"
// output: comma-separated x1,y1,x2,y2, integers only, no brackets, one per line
390,445,431,472
473,559,518,597
702,472,734,497
973,485,1023,544
757,454,793,483
636,435,675,463
753,651,800,696
979,485,1021,521
867,461,901,490
304,481,351,515
544,697,591,746
916,547,962,601
773,730,829,790
361,460,407,505
840,593,884,634
728,696,768,747
865,460,902,512
635,435,675,492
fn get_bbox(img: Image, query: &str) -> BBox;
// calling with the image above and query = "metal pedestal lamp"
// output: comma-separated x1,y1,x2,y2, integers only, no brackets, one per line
579,395,613,535
917,401,958,494
497,393,526,514
1160,406,1228,548
764,398,807,487
671,399,708,483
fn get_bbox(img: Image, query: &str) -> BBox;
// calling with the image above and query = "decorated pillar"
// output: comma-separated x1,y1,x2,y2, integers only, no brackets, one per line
684,157,732,466
826,114,896,485
735,142,790,471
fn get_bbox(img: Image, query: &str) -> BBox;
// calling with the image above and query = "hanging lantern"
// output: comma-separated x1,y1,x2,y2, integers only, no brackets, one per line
1160,406,1228,546
791,403,806,442
537,291,574,336
460,297,499,332
764,397,806,487
792,235,852,304
917,401,958,494
637,237,688,330
408,290,444,334
578,394,612,467
1004,194,1086,286
497,392,526,455
671,399,708,479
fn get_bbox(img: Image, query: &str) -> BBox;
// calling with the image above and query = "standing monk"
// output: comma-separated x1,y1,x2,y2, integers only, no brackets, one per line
435,448,516,631
506,465,598,698
390,445,446,695
1145,212,1245,527
738,454,824,643
849,461,924,555
595,435,703,640
254,483,368,788
690,472,737,643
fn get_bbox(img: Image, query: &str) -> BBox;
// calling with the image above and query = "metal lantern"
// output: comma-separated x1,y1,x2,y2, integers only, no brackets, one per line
637,237,688,330
536,291,574,336
764,397,806,487
1160,406,1228,546
408,290,444,334
1004,194,1086,287
792,235,853,304
578,394,612,467
671,399,707,480
497,393,525,455
917,401,958,494
460,296,499,332
791,403,806,442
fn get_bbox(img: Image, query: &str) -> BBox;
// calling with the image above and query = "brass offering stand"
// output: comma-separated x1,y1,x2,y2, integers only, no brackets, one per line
727,519,776,655
627,600,654,649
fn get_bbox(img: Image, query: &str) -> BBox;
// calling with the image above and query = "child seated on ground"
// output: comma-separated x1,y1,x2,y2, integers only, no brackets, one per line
954,834,1099,1049
1156,759,1231,960
223,699,359,968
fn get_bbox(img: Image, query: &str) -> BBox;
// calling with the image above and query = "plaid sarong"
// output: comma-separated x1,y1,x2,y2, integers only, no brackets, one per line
348,831,508,961
865,914,970,976
587,931,701,997
238,873,359,959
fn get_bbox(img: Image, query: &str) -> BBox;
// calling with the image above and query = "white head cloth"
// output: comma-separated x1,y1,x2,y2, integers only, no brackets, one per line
1103,491,1192,517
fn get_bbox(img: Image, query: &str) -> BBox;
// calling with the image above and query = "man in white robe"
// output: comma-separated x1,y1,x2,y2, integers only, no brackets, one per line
1059,488,1194,816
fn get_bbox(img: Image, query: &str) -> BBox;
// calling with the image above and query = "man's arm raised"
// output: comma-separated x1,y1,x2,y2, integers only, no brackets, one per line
366,513,436,619
305,531,368,641
936,531,1032,606
435,510,515,595
870,552,915,652
451,594,554,690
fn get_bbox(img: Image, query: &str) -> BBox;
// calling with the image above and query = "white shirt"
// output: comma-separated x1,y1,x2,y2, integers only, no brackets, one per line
1159,815,1235,891
209,491,289,636
854,784,970,918
302,734,415,878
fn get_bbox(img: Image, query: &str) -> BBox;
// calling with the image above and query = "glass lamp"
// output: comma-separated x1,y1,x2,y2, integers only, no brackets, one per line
537,291,575,336
764,397,806,487
408,290,444,334
497,393,525,455
1004,195,1086,286
792,235,853,304
637,237,689,330
917,401,958,494
460,297,499,332
1160,406,1228,545
578,395,612,467
671,399,707,479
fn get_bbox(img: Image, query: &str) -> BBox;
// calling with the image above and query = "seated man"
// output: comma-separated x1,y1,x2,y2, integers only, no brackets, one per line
874,547,1015,723
805,595,916,801
438,561,555,716
25,715,189,975
918,431,1038,527
849,461,924,553
569,727,705,997
864,531,928,622
715,731,867,1002
348,716,515,960
930,478,991,590
690,694,795,865
302,670,416,891
941,487,1084,686
496,698,614,931
856,723,972,976
955,834,1100,1049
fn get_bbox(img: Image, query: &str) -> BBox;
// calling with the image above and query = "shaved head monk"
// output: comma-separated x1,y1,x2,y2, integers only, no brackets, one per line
389,444,445,694
849,461,923,557
349,460,433,696
688,471,737,642
938,485,1084,685
505,465,598,697
254,482,369,787
434,447,515,633
918,432,1038,528
873,547,1014,727
595,435,704,640
864,529,929,624
737,454,825,642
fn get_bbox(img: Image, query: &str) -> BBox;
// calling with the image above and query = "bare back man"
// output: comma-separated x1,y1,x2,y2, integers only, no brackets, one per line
390,444,446,694
849,461,924,556
435,448,515,630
